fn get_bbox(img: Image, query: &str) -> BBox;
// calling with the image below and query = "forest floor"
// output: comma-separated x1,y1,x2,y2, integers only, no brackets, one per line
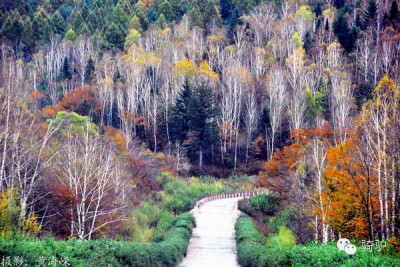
178,197,241,267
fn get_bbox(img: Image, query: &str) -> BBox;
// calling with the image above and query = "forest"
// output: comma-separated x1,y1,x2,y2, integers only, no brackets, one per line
1,0,400,265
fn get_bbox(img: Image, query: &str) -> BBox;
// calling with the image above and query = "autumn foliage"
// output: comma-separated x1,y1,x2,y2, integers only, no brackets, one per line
43,87,102,118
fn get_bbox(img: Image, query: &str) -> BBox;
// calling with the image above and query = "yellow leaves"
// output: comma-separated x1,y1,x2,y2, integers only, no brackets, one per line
123,44,143,65
104,76,113,85
374,74,396,95
286,47,305,67
16,59,24,67
173,57,197,80
198,61,219,81
124,29,142,49
322,8,335,22
294,5,314,22
135,52,161,68
207,33,228,46
0,188,40,238
24,211,41,236
292,32,303,48
327,41,341,52
162,27,171,36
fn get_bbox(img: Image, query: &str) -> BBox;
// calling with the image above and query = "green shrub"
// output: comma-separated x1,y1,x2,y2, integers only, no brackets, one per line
248,194,276,215
268,207,292,233
0,213,194,267
266,226,295,247
235,217,400,267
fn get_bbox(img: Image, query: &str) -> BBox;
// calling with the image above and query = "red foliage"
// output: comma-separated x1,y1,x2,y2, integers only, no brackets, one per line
42,86,102,117
258,143,301,196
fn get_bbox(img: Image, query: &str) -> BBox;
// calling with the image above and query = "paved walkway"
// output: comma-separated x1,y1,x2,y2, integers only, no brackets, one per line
178,197,241,267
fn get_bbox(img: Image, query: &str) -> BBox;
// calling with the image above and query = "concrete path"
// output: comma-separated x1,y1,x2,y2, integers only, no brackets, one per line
178,197,241,267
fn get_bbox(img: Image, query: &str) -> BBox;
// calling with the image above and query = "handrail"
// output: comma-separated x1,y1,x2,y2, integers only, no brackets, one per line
191,189,268,211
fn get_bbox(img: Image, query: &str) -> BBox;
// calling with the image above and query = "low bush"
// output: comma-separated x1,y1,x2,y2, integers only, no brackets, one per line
161,177,228,214
266,226,295,247
248,194,276,215
235,217,400,267
0,213,194,267
267,207,292,233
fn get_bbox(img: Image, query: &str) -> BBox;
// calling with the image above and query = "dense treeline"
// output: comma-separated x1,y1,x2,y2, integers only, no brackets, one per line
1,0,400,247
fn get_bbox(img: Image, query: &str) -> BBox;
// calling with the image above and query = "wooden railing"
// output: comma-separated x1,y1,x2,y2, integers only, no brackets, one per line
192,189,268,211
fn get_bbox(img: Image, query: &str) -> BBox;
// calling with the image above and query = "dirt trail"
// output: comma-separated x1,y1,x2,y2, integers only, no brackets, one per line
178,197,241,267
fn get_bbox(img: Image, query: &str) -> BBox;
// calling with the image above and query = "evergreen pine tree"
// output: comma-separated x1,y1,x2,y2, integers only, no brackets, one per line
113,69,122,83
41,17,54,44
390,0,399,20
105,22,125,50
156,14,167,29
21,17,34,55
84,57,95,84
73,11,83,34
313,2,322,17
79,23,90,36
228,7,241,41
170,78,193,145
363,0,378,26
189,82,219,167
158,1,175,22
82,3,90,19
324,18,329,31
220,0,234,21
2,10,23,44
134,6,149,31
67,8,79,28
108,3,129,33
63,57,72,80
333,11,356,53
354,13,364,30
88,11,99,32
188,6,204,28
51,11,66,35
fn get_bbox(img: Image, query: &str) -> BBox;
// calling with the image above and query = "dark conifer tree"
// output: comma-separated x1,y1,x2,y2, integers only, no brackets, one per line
333,10,356,53
189,82,219,167
84,57,95,84
63,57,72,80
52,11,66,35
158,1,174,22
313,2,322,17
390,0,399,20
105,22,125,50
170,78,193,145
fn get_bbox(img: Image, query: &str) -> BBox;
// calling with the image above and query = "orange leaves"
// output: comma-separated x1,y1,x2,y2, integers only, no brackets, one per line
324,138,378,239
42,87,102,118
29,90,45,103
249,136,266,159
258,143,301,195
104,126,127,155
42,105,59,117
58,87,102,114
120,111,148,127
